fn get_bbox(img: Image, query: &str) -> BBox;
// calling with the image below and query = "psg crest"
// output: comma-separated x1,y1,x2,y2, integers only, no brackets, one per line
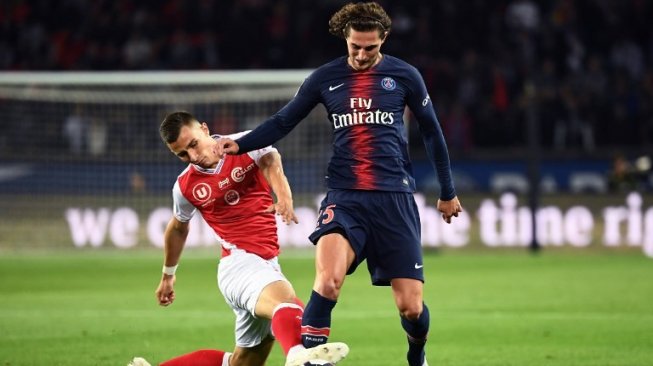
381,77,396,91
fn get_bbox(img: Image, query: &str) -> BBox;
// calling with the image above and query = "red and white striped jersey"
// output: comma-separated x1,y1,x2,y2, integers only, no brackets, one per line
172,132,279,259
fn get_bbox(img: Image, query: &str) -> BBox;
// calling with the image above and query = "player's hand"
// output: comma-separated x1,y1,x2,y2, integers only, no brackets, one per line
265,199,298,225
155,275,176,306
214,138,240,158
437,196,463,224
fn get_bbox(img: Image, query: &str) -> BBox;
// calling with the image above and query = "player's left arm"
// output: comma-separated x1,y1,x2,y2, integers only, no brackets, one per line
405,67,463,222
258,150,298,225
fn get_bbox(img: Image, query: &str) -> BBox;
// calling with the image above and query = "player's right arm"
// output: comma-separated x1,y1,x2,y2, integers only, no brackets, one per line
157,181,195,306
219,73,322,155
156,217,189,306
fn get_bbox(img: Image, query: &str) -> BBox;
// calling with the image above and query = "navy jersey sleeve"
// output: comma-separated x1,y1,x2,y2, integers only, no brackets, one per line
235,74,321,153
405,66,457,200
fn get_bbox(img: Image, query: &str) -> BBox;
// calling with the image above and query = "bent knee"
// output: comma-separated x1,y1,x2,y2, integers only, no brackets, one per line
230,337,274,366
398,305,423,322
315,276,344,300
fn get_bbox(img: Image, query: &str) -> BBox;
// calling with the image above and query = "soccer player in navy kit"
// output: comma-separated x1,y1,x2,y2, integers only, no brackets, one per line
217,2,463,365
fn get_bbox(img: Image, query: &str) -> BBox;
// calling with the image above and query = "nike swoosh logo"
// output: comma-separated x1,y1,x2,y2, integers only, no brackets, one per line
329,83,344,91
414,263,423,269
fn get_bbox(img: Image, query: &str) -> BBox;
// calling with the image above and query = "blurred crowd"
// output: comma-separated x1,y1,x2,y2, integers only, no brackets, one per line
2,0,653,152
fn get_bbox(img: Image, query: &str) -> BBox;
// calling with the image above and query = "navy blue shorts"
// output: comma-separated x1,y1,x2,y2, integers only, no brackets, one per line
309,189,424,286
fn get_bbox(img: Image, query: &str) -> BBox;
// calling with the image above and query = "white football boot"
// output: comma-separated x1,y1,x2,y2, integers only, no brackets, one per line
127,357,152,366
285,342,350,366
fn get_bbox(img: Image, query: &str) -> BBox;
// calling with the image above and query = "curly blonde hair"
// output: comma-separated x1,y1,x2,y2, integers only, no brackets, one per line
328,2,392,39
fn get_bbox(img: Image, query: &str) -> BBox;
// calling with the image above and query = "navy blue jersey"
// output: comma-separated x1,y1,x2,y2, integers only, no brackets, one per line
236,55,456,200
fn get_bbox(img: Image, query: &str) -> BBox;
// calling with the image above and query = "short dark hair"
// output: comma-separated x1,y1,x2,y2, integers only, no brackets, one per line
159,111,198,143
328,2,392,39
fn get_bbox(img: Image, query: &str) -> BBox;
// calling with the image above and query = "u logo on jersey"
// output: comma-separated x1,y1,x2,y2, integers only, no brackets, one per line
381,77,396,91
192,183,212,202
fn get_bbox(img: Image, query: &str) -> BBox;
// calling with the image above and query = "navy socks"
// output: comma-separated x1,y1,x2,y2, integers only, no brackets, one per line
301,290,337,348
401,303,430,366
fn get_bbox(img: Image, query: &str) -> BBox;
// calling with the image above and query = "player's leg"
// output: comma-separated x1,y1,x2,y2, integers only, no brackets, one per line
216,250,292,365
220,250,349,365
302,191,366,348
254,280,305,357
133,335,274,366
228,335,275,366
157,350,232,366
301,231,356,348
392,278,429,366
253,267,350,365
128,349,232,366
367,191,429,366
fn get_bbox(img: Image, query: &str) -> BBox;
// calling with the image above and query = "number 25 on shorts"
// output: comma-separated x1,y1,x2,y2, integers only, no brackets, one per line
316,204,336,227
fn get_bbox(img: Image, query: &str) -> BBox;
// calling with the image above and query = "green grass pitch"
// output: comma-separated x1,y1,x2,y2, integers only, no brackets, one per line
1,249,652,366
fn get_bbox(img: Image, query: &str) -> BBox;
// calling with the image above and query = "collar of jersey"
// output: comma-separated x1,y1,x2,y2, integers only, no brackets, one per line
192,157,224,175
346,53,386,72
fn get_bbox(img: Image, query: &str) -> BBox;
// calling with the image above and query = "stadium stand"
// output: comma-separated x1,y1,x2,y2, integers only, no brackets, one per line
1,0,652,151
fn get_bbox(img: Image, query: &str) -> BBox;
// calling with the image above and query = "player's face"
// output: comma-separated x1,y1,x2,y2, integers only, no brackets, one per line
167,121,219,169
346,29,386,71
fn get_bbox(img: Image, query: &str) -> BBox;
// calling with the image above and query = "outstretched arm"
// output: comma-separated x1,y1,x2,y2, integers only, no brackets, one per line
156,217,189,306
217,75,321,156
258,151,298,225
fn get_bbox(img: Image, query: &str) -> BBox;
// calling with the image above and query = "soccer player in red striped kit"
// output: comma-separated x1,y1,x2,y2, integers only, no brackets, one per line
217,3,464,365
128,111,348,366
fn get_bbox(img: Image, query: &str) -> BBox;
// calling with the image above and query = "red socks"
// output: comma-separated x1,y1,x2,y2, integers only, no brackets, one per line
159,349,226,366
271,302,304,355
158,300,305,364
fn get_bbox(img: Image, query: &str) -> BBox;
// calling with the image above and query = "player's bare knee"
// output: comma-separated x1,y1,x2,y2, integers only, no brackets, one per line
316,276,344,299
276,295,298,305
398,305,423,321
230,340,271,366
229,351,250,366
228,352,246,366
